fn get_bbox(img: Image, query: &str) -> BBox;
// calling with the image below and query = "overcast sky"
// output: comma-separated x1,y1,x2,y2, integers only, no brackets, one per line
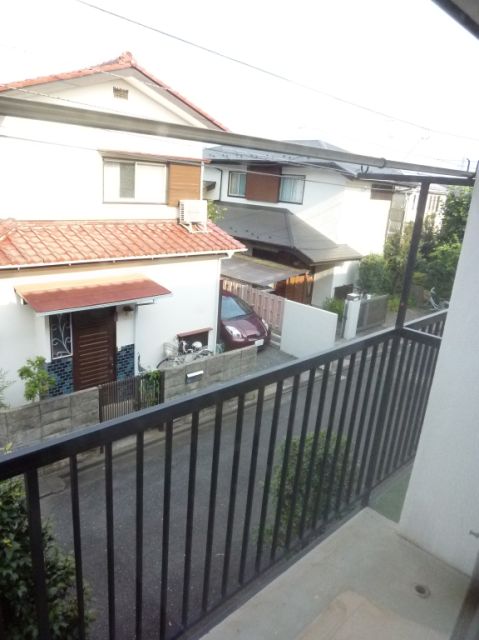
1,0,478,169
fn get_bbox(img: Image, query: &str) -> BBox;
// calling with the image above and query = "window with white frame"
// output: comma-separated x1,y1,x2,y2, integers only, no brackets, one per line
279,175,305,204
50,314,73,359
103,160,167,203
228,171,246,197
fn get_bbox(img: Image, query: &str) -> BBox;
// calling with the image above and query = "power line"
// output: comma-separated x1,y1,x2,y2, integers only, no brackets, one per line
73,0,479,145
0,40,474,167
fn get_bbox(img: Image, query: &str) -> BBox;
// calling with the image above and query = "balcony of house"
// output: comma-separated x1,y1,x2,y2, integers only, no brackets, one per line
0,310,458,640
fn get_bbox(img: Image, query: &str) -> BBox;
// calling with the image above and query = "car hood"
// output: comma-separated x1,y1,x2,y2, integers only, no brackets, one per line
224,314,266,337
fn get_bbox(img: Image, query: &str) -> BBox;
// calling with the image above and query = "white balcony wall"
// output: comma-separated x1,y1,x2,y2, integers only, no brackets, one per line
400,174,479,576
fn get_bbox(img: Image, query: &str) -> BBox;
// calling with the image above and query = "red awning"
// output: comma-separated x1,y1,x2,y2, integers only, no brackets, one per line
15,275,171,315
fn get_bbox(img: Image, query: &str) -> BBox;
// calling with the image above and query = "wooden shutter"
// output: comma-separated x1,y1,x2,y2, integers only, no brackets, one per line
167,163,201,206
245,164,281,203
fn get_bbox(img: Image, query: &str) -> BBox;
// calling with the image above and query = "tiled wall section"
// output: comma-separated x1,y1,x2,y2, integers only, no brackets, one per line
117,344,135,380
47,357,73,396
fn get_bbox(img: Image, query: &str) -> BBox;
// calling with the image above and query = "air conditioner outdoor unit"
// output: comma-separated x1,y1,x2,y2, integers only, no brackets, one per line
179,199,208,232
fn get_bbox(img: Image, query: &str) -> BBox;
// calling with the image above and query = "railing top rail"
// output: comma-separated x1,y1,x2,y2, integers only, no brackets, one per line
0,325,398,480
404,309,447,330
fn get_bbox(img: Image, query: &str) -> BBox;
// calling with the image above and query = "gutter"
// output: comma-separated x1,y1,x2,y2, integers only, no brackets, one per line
0,248,246,272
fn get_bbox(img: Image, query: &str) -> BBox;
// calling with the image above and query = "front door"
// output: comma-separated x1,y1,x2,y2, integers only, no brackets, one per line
72,308,116,390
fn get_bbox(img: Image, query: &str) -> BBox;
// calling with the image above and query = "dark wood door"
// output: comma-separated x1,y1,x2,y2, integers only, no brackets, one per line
72,308,116,390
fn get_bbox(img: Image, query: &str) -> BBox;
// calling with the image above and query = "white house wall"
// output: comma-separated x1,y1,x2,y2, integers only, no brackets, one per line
0,124,205,220
205,165,391,256
0,257,221,407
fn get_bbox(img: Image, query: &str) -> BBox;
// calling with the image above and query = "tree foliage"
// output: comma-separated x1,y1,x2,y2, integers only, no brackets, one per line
357,186,470,301
0,474,91,638
437,187,471,244
357,254,390,294
0,369,11,409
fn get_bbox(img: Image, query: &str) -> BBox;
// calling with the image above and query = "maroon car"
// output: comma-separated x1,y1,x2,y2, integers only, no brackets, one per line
220,291,271,350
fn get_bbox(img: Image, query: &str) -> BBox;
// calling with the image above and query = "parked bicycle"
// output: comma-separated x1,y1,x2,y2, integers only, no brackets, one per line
157,340,213,368
425,287,449,311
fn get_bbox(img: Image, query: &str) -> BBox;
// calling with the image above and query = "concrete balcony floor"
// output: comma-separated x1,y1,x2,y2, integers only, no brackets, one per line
202,508,468,640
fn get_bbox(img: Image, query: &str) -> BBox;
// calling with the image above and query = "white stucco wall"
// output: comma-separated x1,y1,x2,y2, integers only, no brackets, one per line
280,299,337,358
0,257,222,406
399,175,479,576
0,120,205,221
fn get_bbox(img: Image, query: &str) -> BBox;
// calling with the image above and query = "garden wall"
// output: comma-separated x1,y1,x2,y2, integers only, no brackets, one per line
0,388,99,449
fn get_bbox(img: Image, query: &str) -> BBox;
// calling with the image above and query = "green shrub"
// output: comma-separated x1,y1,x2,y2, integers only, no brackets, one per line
140,369,163,406
321,297,345,320
18,357,55,402
0,473,91,638
268,432,356,546
357,254,390,294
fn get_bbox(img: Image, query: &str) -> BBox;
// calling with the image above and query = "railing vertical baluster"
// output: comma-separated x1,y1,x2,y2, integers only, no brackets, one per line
352,344,379,499
374,338,405,483
301,363,330,536
270,375,300,561
104,443,115,640
386,339,418,473
69,456,86,640
362,333,405,505
397,341,426,465
312,358,344,529
285,368,316,548
239,387,265,583
25,470,51,640
182,412,199,627
406,343,434,459
335,349,366,514
410,345,439,454
202,403,223,613
159,420,173,640
256,381,283,572
323,353,356,523
222,397,245,596
135,432,144,640
392,340,421,469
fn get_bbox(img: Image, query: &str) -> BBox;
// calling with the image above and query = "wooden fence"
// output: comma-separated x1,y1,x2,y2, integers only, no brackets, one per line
222,279,285,332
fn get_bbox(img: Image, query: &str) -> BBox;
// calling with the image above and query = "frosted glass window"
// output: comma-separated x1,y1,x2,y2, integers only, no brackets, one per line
279,176,305,204
103,160,167,203
228,171,246,196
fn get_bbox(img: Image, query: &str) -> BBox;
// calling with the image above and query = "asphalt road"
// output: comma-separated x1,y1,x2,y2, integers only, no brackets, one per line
41,341,419,640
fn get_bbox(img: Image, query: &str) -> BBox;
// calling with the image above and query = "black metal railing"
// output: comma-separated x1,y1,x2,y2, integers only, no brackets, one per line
0,311,446,640
99,371,164,421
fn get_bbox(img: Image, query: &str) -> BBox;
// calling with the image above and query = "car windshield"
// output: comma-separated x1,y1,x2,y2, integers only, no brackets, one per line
221,295,253,320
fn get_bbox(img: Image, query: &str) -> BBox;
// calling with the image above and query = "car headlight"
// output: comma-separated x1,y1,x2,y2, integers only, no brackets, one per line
225,325,243,339
261,319,269,331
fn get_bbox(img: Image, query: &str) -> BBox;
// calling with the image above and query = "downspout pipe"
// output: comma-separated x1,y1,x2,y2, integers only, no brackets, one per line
395,180,430,329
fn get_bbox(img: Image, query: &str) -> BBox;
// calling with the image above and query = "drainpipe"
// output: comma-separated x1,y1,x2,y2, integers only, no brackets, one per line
395,180,430,328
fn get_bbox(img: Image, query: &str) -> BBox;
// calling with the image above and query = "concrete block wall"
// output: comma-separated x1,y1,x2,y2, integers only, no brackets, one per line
0,388,99,450
162,346,257,400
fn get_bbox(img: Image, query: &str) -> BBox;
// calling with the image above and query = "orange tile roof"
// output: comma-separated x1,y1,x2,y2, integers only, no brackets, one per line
0,219,245,268
0,51,228,132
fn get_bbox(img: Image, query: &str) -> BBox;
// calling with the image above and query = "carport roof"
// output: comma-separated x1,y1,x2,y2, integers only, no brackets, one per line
221,254,307,287
216,202,362,266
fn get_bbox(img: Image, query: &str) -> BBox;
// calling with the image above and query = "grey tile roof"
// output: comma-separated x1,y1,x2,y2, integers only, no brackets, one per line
216,202,362,266
204,140,403,178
